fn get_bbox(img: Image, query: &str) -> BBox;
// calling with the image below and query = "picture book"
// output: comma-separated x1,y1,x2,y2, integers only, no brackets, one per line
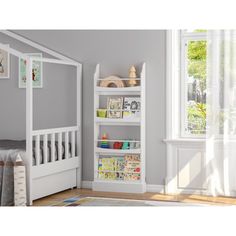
124,154,141,174
115,157,125,171
107,97,123,118
124,154,140,162
98,171,116,180
98,157,116,171
116,172,124,180
123,97,140,118
124,173,141,181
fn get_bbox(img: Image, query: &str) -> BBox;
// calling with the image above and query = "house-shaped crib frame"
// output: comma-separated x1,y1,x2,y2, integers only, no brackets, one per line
0,31,82,205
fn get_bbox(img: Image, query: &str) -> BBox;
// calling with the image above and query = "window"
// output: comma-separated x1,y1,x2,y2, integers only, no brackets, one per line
180,30,207,137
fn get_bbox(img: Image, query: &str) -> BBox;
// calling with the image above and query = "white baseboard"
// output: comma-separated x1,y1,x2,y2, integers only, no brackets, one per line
82,180,93,189
146,184,165,194
92,181,146,193
82,181,165,194
82,181,209,196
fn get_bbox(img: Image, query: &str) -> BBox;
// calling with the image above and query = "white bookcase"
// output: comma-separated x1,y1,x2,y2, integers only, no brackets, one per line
92,63,146,193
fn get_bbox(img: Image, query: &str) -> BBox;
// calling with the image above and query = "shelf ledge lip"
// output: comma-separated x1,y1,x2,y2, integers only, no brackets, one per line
95,86,141,91
97,77,141,81
95,148,141,154
95,118,141,123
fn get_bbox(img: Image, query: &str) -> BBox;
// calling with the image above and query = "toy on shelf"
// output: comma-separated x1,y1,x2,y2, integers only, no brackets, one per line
99,75,126,88
97,109,107,118
135,142,141,149
129,141,135,149
122,141,129,150
128,65,137,87
113,142,123,149
100,133,109,148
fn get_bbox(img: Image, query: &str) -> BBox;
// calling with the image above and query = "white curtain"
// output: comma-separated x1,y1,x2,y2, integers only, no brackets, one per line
206,30,236,196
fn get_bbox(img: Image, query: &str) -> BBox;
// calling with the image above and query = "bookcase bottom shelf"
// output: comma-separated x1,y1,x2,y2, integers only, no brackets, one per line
92,181,146,193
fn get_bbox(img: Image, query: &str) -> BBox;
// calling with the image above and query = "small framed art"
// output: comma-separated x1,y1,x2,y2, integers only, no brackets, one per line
0,45,10,79
19,53,43,88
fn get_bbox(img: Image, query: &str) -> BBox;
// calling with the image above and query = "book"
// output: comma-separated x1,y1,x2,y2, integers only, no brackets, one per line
98,171,116,180
107,97,123,118
116,172,124,180
124,154,140,162
98,157,115,171
124,154,141,177
123,97,141,118
115,157,125,171
124,173,141,181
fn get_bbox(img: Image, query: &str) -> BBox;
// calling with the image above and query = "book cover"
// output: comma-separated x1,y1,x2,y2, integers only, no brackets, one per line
116,172,124,180
98,157,116,171
107,97,123,118
103,157,116,171
124,173,141,181
124,154,140,162
98,171,116,180
115,157,125,171
123,97,141,118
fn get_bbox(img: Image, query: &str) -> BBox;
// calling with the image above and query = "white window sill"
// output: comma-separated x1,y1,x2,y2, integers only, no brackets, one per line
163,138,236,145
163,138,205,145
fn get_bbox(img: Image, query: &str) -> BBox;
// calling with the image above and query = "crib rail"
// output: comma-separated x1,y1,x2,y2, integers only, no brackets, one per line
32,126,79,166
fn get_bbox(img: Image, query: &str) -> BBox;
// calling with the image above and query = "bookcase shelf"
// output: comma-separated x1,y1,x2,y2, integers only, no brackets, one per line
93,63,146,193
95,86,141,95
95,147,141,154
95,117,141,126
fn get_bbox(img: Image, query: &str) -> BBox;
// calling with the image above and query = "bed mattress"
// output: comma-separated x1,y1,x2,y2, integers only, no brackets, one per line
0,140,72,165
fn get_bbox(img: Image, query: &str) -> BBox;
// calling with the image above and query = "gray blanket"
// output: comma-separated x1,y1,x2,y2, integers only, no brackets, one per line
0,140,71,165
0,140,72,206
0,150,26,206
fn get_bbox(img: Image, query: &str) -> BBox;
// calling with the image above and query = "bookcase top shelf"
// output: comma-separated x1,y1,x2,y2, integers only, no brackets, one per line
97,78,141,81
95,86,141,95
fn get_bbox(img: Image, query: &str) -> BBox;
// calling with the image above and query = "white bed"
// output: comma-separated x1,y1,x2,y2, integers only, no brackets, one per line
0,31,82,205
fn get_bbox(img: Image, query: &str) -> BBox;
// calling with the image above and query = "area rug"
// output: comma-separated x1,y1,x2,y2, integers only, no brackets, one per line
52,196,209,206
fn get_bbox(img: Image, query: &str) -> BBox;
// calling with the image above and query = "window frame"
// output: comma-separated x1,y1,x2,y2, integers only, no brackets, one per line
180,30,207,138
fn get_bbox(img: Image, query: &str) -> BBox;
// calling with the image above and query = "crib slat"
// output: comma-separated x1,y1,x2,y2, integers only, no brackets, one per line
65,131,69,159
51,133,55,162
58,132,62,161
43,134,48,164
36,135,40,166
71,131,75,158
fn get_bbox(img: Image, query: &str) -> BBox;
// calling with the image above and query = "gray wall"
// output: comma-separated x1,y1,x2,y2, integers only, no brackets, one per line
3,30,166,185
0,32,77,140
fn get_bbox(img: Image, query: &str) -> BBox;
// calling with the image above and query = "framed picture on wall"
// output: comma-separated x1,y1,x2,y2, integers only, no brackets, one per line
0,45,10,79
19,53,43,88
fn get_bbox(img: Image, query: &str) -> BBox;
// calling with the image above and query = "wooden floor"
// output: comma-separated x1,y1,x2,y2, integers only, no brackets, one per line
33,188,236,206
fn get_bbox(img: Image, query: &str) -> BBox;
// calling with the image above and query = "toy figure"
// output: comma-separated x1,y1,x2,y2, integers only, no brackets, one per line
100,133,109,148
122,141,129,150
113,142,123,149
129,66,137,78
128,65,137,87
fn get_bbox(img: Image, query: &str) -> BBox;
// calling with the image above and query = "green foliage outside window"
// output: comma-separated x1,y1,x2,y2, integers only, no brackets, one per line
186,39,207,134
